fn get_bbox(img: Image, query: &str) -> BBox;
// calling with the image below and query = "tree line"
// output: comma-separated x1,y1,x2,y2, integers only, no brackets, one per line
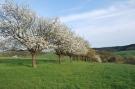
0,0,101,68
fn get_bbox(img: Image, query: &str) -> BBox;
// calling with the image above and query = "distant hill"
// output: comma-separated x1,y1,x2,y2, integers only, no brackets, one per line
94,44,135,52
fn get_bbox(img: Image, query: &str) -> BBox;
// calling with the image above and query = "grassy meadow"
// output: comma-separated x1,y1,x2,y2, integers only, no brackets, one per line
0,53,135,89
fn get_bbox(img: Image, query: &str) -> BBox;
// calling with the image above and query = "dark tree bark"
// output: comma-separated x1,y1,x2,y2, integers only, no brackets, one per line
58,54,61,64
85,56,87,62
69,55,72,62
28,48,38,68
31,52,37,68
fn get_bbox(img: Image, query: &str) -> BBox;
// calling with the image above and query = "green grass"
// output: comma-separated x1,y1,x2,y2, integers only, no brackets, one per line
114,50,135,57
0,53,135,89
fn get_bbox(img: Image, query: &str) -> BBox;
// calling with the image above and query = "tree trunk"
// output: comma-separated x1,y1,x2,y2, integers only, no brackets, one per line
58,54,61,64
81,56,83,61
76,55,79,61
31,53,37,68
85,57,87,62
69,56,72,63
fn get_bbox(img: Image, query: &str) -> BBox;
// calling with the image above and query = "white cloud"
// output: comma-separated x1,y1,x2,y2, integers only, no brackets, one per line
60,1,135,47
60,4,135,23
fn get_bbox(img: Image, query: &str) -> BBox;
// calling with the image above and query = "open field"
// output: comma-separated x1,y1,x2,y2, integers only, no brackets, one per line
0,53,135,89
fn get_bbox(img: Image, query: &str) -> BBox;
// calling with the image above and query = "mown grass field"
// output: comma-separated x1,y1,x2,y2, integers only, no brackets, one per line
0,53,135,89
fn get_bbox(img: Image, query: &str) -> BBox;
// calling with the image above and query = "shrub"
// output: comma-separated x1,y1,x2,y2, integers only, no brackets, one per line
97,51,125,63
124,57,135,65
96,51,113,62
108,55,124,63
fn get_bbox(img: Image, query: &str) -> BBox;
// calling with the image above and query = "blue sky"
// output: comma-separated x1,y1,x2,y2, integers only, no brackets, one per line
7,0,135,47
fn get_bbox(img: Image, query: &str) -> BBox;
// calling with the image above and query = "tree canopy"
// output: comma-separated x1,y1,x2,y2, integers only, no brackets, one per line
0,0,98,67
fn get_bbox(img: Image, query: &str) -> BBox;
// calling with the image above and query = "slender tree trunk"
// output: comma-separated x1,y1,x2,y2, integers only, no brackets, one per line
77,56,79,61
84,56,87,62
81,56,83,61
69,55,72,63
58,54,61,64
31,53,37,68
75,56,77,61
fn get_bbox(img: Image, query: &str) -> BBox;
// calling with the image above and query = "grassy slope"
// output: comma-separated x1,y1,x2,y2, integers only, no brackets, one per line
0,53,135,89
114,50,135,57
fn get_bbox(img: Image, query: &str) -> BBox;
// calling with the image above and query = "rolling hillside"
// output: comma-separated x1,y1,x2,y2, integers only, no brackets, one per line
94,44,135,52
114,50,135,57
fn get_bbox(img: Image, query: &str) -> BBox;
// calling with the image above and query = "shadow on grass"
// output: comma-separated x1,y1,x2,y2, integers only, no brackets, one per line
0,59,58,67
